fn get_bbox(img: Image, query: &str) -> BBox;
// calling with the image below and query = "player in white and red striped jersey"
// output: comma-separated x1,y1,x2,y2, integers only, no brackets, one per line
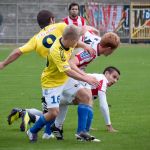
63,2,86,27
54,66,120,140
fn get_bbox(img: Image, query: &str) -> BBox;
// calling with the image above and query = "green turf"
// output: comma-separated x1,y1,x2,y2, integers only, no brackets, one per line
0,44,150,150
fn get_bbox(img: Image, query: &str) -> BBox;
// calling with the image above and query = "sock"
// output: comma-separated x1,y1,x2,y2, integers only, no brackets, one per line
86,106,93,132
77,104,89,133
55,104,68,130
44,119,55,135
30,115,47,133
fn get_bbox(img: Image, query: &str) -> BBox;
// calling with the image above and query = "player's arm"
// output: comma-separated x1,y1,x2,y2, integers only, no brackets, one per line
82,25,100,35
69,56,86,76
98,90,118,132
0,48,23,69
0,36,36,70
65,69,99,87
76,40,95,56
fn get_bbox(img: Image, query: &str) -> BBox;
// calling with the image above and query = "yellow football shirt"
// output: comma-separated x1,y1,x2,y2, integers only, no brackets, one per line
19,22,67,58
41,37,73,88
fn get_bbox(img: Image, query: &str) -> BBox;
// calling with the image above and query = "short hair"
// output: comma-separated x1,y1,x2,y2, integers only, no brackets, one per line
68,2,80,11
100,32,120,49
62,25,82,41
103,66,121,75
37,10,54,29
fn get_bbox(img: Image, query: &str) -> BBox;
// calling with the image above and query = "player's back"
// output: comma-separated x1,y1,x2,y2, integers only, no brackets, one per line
35,22,67,57
19,22,67,58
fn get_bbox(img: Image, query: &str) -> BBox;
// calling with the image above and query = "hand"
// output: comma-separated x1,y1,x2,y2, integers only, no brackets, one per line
0,62,5,70
85,75,99,87
106,124,118,133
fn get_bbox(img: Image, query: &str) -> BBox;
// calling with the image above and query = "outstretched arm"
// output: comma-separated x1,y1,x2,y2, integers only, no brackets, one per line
0,48,22,70
98,90,118,132
65,69,99,87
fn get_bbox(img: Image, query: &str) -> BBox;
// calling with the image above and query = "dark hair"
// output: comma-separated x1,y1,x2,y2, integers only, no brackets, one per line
68,2,80,11
103,66,120,75
37,10,54,29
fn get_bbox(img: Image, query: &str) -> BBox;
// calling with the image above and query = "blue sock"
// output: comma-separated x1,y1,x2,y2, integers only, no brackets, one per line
44,119,55,135
77,104,89,133
30,115,47,133
86,106,93,132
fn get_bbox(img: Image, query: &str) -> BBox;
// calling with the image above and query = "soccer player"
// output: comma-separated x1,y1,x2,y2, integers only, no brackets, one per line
26,24,100,142
63,2,86,27
55,66,120,141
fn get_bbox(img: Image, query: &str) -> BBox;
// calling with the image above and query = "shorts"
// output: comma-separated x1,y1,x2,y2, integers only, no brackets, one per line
42,84,65,109
60,78,91,105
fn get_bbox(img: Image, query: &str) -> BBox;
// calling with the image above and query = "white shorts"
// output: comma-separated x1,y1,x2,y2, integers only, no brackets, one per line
60,78,91,105
42,84,65,108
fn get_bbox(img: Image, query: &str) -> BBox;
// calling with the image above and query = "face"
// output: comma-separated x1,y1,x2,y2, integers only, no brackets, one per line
102,47,115,56
105,70,120,87
69,5,79,18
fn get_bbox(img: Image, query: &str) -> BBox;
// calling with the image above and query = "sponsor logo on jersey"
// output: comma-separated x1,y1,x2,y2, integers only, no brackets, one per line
80,51,91,59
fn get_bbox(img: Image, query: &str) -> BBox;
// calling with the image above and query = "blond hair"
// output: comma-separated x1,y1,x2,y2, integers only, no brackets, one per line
62,25,83,41
100,32,120,49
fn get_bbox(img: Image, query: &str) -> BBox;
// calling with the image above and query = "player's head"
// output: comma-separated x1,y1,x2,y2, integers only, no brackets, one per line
99,32,120,56
68,2,80,18
103,66,120,87
62,25,82,48
37,10,55,29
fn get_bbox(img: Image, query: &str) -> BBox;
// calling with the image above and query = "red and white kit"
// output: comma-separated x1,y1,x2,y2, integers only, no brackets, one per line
63,16,86,27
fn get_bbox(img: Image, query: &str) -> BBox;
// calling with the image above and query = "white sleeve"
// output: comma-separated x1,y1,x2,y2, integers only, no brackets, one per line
98,91,111,125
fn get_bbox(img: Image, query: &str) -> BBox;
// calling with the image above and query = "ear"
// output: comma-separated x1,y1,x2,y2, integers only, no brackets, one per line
50,18,55,24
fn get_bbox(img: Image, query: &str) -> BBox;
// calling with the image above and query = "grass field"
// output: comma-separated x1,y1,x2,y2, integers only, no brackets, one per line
0,44,150,150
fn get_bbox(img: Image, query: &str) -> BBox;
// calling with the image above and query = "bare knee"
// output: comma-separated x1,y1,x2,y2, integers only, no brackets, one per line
76,88,93,105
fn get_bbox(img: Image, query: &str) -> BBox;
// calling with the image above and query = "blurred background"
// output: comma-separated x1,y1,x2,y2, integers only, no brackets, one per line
0,0,150,44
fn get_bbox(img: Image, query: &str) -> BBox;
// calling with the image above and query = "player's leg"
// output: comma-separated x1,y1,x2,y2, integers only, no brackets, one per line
50,78,80,140
27,85,64,142
75,87,93,133
41,96,55,139
75,87,100,142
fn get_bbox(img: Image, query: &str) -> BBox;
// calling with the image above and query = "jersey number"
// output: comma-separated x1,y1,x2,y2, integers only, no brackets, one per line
51,95,60,104
42,34,56,48
43,34,56,66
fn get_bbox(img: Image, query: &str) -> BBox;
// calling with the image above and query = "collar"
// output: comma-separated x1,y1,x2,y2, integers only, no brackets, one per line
69,16,78,20
59,38,69,51
97,43,101,56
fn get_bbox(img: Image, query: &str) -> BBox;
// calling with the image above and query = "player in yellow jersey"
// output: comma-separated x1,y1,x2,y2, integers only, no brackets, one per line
26,24,100,142
0,10,94,69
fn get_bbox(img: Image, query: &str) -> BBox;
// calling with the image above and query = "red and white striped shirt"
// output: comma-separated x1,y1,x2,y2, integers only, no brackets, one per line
63,16,86,27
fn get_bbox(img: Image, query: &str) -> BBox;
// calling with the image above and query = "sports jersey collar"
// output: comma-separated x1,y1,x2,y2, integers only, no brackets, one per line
59,38,69,51
69,16,78,20
97,43,101,56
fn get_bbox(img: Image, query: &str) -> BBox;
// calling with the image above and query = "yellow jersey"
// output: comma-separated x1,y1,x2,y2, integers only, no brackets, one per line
41,37,73,88
19,23,67,58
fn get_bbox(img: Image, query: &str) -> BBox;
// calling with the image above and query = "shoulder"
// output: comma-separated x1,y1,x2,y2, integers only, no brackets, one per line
79,16,86,21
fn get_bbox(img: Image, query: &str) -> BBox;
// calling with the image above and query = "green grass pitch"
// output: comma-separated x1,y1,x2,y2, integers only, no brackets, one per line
0,44,150,150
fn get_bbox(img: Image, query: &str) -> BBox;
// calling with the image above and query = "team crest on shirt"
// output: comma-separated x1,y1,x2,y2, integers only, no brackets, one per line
59,47,66,62
80,51,91,59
